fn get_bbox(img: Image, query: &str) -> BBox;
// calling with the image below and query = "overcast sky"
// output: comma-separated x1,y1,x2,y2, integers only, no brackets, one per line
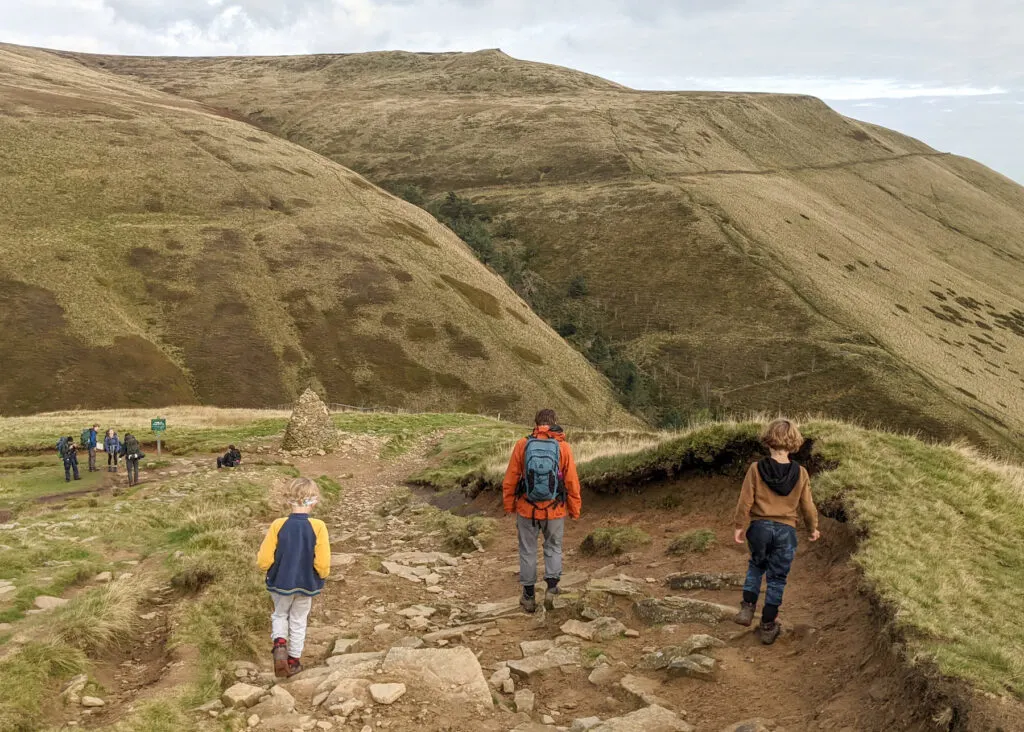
3,0,1023,183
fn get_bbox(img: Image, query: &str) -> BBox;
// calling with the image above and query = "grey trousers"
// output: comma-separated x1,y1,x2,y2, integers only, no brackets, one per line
517,514,564,586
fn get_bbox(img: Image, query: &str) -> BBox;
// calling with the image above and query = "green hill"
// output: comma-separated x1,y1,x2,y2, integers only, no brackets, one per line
69,49,1024,449
0,45,635,426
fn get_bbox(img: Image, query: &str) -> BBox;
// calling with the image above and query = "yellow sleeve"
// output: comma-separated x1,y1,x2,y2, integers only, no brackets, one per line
312,519,331,579
257,518,285,571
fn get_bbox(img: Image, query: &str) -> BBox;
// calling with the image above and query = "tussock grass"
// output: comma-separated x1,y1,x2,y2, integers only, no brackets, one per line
104,699,192,732
667,529,717,555
427,511,498,554
0,640,86,731
378,487,415,517
314,475,342,502
51,575,147,654
580,526,651,556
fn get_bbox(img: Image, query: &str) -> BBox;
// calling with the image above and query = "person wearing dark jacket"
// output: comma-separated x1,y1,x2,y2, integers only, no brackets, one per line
104,429,121,472
122,433,142,487
217,445,242,469
732,419,820,645
60,437,81,482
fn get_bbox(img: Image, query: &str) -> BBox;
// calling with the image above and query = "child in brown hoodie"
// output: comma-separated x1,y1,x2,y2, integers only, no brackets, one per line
733,419,820,644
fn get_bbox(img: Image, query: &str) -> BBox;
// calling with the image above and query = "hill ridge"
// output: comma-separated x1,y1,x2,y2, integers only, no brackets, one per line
0,44,635,425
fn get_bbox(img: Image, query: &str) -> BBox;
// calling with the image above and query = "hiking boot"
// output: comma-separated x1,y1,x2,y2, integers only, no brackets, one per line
272,638,289,678
543,584,561,610
286,657,303,676
759,620,782,645
733,601,756,627
520,594,537,614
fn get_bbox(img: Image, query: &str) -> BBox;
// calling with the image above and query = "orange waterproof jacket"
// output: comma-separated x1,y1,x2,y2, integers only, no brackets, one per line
502,426,582,520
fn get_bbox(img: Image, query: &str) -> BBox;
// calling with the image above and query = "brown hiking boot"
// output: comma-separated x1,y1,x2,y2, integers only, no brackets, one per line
520,594,537,614
759,620,782,645
272,638,289,677
286,657,303,676
733,601,756,626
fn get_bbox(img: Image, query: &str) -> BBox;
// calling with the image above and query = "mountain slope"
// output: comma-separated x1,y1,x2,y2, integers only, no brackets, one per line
69,49,1024,447
0,45,635,426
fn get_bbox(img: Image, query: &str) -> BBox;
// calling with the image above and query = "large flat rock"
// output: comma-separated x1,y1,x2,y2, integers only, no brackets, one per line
507,645,581,677
592,705,694,732
632,597,735,626
381,646,493,708
664,572,745,591
324,651,385,677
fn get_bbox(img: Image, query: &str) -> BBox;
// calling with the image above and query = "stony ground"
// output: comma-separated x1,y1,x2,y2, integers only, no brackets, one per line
186,438,946,732
7,432,993,731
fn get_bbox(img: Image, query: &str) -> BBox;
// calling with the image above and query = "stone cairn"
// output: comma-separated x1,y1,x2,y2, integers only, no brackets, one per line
281,389,339,454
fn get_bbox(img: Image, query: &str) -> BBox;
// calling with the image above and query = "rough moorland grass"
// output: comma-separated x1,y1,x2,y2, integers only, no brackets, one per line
426,511,498,554
0,640,87,732
0,407,291,453
51,575,147,654
0,465,286,729
332,412,501,458
667,529,717,555
580,526,652,556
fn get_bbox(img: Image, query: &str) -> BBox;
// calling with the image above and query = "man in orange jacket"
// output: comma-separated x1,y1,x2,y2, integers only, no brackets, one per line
502,408,582,613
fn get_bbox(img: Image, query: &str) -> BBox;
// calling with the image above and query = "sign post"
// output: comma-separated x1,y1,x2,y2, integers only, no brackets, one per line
151,418,166,455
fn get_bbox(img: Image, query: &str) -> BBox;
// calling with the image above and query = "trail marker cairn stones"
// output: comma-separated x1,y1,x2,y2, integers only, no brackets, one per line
282,389,339,454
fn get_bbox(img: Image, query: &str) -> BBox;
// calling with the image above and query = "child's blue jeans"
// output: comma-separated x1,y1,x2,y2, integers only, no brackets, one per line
743,519,797,608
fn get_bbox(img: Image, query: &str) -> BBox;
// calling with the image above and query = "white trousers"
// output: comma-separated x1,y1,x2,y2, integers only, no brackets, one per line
270,592,313,657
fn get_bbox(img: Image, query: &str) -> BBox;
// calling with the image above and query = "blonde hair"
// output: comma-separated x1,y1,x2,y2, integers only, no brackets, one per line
762,419,804,453
274,476,321,509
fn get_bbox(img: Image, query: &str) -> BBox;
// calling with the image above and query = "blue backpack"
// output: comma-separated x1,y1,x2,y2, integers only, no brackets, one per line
518,437,565,505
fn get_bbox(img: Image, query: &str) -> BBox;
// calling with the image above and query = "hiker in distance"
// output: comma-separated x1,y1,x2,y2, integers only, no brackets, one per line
121,432,144,487
104,428,121,473
84,424,99,472
217,444,242,469
58,436,81,483
733,419,820,644
502,408,582,613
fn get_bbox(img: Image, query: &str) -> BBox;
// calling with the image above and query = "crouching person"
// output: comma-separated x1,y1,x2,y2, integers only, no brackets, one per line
733,419,820,644
217,445,242,469
257,477,330,677
502,409,582,614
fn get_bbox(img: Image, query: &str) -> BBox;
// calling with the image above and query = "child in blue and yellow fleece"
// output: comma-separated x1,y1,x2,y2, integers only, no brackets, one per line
257,477,331,677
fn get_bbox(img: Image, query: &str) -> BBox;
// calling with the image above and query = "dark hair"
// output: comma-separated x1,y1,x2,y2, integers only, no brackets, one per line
534,409,557,426
229,444,236,450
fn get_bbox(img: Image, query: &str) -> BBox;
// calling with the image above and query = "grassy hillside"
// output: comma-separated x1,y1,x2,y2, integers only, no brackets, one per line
69,49,1024,449
0,45,636,428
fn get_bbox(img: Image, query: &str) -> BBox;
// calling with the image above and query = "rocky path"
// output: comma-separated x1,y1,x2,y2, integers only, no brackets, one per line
193,436,893,732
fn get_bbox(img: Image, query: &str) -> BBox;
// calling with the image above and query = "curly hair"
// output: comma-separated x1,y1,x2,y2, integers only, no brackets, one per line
762,419,804,453
273,476,321,509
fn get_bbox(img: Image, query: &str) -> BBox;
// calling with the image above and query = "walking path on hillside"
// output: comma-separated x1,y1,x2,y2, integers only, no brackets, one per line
3,432,970,731
201,436,928,732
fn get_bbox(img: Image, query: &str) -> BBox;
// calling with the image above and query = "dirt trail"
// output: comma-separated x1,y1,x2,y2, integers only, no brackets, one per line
27,435,1019,731
231,440,956,731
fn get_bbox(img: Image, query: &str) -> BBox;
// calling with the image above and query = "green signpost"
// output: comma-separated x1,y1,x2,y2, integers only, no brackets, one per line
151,418,166,455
